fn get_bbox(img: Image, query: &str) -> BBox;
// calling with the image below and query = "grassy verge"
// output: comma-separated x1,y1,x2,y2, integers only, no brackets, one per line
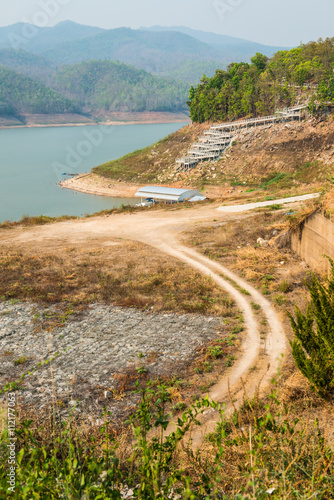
0,405,5,435
0,241,235,317
0,214,78,229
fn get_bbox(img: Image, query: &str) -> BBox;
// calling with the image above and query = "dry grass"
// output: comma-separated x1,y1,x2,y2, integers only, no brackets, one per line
323,187,334,223
0,240,235,317
185,207,334,449
186,211,309,302
176,374,334,497
0,214,77,230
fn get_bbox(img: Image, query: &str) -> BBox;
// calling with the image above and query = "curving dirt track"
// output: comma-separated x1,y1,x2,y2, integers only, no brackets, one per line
0,194,316,437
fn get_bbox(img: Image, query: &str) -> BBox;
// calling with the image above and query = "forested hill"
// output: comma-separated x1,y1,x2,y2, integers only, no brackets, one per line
54,60,189,112
0,49,54,81
0,60,190,117
0,66,79,115
188,38,334,123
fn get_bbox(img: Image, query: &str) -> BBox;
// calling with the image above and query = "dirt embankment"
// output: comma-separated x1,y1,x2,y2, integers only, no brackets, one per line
164,114,334,194
64,114,334,200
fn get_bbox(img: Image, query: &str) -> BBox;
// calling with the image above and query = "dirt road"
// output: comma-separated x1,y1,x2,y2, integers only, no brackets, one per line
0,194,315,435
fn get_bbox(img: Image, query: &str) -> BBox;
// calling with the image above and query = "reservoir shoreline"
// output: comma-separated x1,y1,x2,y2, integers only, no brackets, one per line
0,122,186,222
60,173,141,198
0,111,191,130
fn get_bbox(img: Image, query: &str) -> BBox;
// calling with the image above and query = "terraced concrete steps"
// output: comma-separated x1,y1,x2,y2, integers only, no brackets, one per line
176,104,308,172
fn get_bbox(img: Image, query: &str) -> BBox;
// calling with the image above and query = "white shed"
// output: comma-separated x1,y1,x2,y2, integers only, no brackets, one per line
135,186,206,203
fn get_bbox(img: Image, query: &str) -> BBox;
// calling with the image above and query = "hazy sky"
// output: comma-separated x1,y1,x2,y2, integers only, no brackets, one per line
1,0,333,47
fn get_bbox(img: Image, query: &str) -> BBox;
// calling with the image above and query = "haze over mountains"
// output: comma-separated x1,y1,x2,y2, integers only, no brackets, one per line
0,21,289,122
143,26,288,63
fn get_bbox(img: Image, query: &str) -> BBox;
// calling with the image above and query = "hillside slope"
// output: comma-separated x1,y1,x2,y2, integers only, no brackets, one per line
0,49,54,82
0,66,79,116
0,58,191,119
188,38,334,123
54,60,189,112
92,114,334,197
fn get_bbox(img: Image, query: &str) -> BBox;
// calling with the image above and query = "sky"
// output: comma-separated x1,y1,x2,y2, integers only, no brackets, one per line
0,0,333,47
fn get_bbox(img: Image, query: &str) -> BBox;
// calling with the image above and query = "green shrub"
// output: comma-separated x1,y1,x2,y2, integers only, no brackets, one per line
1,381,334,498
273,294,287,306
278,279,291,293
289,258,334,401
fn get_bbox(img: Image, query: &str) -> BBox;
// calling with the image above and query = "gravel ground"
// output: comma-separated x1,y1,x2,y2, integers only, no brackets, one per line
0,301,224,422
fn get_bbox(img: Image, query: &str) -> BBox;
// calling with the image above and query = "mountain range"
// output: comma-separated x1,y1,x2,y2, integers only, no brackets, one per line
0,21,290,121
0,21,288,81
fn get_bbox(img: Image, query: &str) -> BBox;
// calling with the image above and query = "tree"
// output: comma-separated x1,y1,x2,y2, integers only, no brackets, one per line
251,52,268,73
288,259,334,401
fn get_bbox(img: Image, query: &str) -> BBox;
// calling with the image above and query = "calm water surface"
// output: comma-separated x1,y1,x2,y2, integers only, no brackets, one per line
0,122,186,222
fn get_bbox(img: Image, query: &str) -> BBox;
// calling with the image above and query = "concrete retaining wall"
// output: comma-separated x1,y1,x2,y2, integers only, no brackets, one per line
290,211,334,274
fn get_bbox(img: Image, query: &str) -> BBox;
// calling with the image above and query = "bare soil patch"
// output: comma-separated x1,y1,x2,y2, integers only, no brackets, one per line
1,301,242,426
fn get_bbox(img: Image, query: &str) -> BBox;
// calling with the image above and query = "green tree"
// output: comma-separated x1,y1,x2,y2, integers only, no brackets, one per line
288,259,334,401
188,38,334,123
251,52,268,73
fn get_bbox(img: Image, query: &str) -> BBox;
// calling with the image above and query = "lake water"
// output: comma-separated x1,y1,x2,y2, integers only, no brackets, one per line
0,122,187,222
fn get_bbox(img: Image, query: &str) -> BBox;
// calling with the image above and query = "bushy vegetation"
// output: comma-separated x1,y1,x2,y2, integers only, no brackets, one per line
0,65,79,115
188,38,334,122
1,381,333,499
54,60,189,112
289,259,334,401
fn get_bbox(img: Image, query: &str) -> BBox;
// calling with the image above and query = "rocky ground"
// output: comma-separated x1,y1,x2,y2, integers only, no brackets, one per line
163,115,334,189
0,301,225,424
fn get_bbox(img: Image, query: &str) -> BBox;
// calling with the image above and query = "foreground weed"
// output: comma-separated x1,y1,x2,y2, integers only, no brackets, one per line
1,382,333,499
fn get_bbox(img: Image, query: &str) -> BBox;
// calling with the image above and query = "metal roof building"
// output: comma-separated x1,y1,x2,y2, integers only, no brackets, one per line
135,186,207,203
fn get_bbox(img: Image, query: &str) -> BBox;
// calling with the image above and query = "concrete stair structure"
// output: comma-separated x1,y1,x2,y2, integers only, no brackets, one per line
176,104,308,172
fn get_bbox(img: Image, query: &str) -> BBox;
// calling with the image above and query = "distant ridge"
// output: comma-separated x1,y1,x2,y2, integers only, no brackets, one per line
0,22,289,83
0,21,103,52
0,21,297,123
143,26,290,60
